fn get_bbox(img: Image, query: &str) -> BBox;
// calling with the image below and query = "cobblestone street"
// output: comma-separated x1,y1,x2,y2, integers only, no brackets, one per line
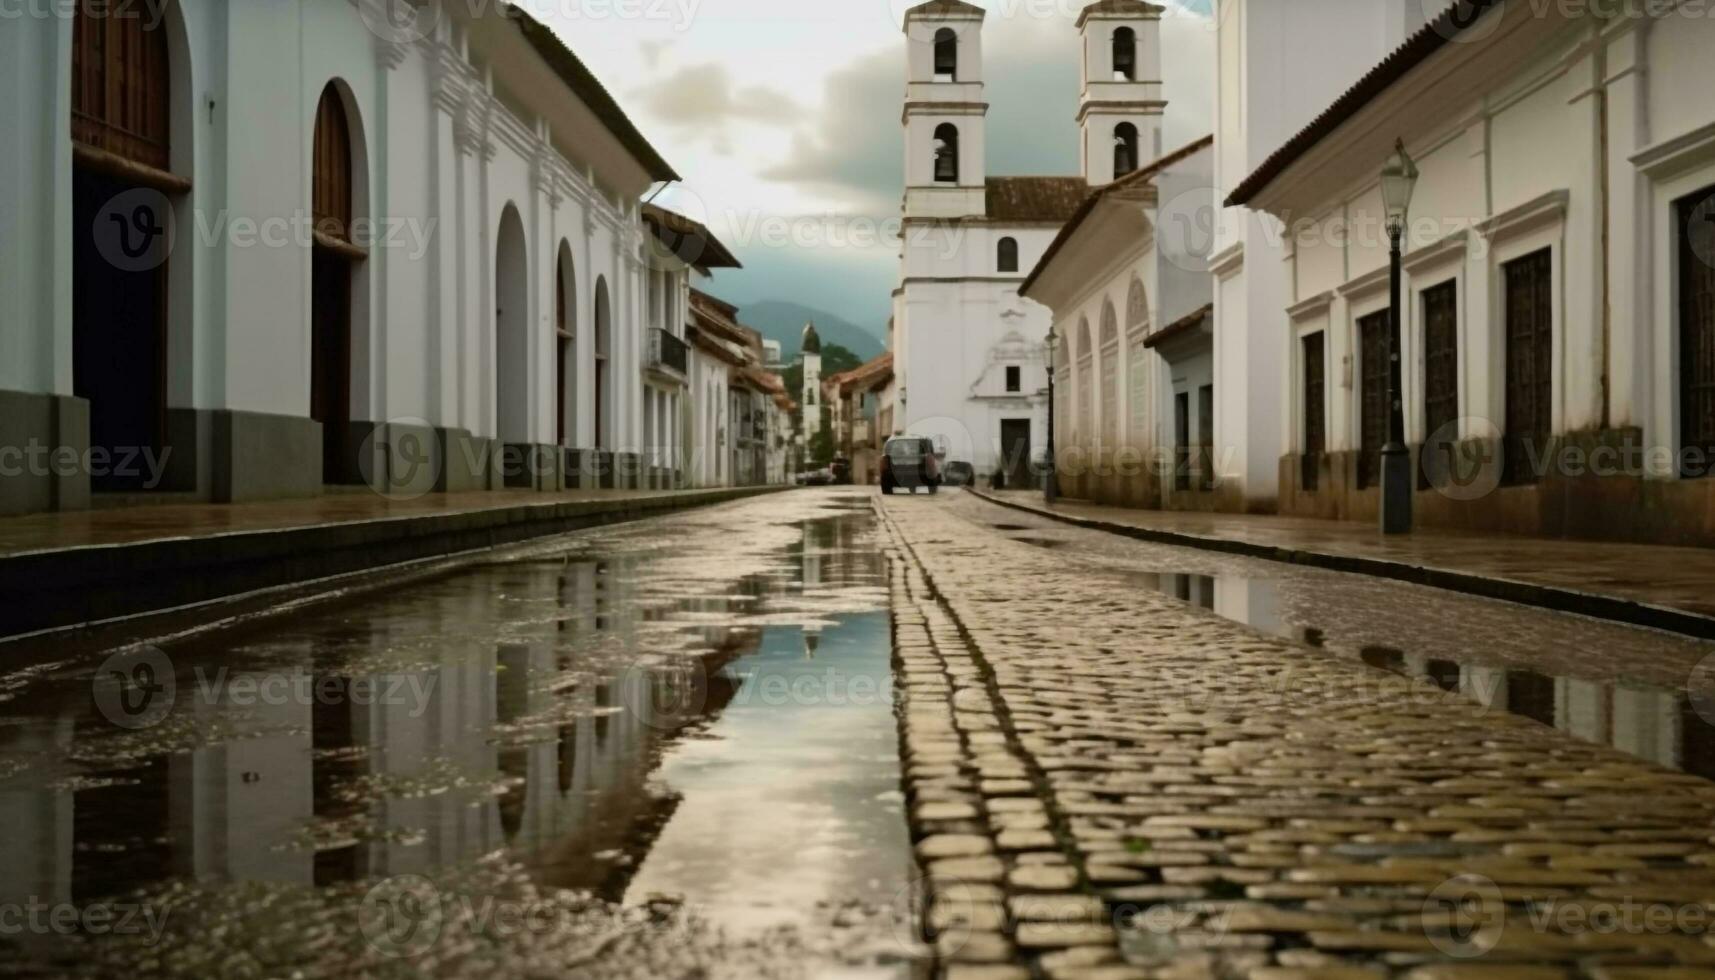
879,492,1715,980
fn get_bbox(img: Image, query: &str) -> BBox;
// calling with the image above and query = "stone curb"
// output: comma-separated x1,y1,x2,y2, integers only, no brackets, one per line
0,486,790,640
967,488,1715,643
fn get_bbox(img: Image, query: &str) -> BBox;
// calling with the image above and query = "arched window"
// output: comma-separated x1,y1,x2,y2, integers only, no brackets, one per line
934,28,957,80
72,0,171,170
495,204,530,448
1114,123,1139,178
1127,275,1148,330
997,237,1019,274
70,0,176,491
1112,27,1137,81
933,123,960,184
311,83,362,484
556,243,577,449
594,277,612,450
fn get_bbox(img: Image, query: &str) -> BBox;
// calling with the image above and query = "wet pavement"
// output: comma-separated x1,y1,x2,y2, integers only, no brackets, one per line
0,489,924,978
880,491,1715,979
982,489,1715,622
950,494,1715,780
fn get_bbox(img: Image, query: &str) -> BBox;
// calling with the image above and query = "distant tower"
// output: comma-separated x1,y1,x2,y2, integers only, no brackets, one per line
801,322,823,438
1078,0,1166,185
902,0,988,219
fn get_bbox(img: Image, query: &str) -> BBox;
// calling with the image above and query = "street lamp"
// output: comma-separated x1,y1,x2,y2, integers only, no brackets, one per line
1044,327,1059,504
1379,138,1419,535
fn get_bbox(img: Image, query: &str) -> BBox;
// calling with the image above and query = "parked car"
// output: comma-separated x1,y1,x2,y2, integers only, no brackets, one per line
942,461,975,487
881,437,942,495
830,455,853,485
796,468,834,486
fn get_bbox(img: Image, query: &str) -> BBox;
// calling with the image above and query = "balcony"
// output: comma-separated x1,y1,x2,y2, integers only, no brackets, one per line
646,328,689,379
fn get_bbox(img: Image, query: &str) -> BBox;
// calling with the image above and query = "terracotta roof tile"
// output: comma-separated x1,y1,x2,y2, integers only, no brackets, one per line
1019,134,1214,297
985,177,1090,223
642,204,742,271
506,8,678,183
1225,0,1504,207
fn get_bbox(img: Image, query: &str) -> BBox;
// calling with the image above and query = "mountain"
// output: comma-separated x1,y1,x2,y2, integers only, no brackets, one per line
734,301,886,363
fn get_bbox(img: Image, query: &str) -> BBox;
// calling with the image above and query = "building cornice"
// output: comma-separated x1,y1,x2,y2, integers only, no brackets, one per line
1476,189,1569,244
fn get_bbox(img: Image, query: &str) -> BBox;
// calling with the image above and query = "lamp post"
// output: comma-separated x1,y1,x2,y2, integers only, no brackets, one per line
1379,138,1419,535
1044,327,1059,504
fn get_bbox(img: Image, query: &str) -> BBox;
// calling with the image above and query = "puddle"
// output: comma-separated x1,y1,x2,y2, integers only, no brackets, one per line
0,491,923,977
1133,570,1715,779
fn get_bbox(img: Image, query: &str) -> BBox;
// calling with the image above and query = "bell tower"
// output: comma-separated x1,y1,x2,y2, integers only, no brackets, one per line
1078,0,1166,186
902,0,987,219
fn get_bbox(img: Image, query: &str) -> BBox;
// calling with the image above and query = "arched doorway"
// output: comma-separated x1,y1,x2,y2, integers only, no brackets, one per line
310,83,365,484
556,243,577,449
70,0,181,491
495,206,530,456
594,277,612,451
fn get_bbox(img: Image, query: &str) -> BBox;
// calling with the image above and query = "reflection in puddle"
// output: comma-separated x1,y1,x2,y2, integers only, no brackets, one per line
1129,570,1715,779
0,493,918,975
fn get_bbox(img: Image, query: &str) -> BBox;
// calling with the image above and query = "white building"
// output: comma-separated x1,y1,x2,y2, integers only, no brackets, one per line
642,204,743,488
0,0,692,514
800,322,824,440
1208,0,1431,513
1020,134,1216,508
890,0,1096,487
1223,0,1715,547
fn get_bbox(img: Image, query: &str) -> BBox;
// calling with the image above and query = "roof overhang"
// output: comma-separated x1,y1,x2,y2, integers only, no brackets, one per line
1229,1,1576,217
462,6,678,198
1022,190,1155,311
643,204,742,274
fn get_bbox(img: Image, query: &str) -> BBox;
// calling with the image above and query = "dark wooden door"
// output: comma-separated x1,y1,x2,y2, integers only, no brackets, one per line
1174,392,1190,491
311,247,352,483
1358,311,1390,489
1000,418,1031,489
1198,384,1214,490
311,86,356,484
1680,187,1715,479
1422,280,1459,488
1302,332,1325,492
1503,249,1554,485
72,169,167,490
70,0,172,491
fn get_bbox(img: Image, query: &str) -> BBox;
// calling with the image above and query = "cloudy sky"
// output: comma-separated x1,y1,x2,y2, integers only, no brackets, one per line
536,0,1216,340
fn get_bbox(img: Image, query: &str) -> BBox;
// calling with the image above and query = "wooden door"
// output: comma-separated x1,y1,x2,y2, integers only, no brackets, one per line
1680,188,1715,479
1357,311,1390,490
1302,332,1325,492
1503,249,1553,485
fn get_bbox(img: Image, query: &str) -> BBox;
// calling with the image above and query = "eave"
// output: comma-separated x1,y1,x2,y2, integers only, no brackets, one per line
1234,3,1576,218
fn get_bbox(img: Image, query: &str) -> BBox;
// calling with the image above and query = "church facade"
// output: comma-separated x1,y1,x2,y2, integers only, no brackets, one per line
890,0,1144,486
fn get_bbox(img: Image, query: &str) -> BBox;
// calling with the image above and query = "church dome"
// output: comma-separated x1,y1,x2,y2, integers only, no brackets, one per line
801,322,822,355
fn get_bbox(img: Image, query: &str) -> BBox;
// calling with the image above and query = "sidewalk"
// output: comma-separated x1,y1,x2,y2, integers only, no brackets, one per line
971,488,1715,639
0,485,786,640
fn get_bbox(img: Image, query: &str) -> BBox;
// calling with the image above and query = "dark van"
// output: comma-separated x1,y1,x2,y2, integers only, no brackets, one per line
881,437,942,495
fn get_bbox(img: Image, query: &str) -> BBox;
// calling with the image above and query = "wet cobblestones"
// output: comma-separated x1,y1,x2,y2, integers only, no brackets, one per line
879,495,1715,980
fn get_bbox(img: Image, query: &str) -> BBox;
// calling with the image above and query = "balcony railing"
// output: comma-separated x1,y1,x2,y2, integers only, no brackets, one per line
647,328,689,376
